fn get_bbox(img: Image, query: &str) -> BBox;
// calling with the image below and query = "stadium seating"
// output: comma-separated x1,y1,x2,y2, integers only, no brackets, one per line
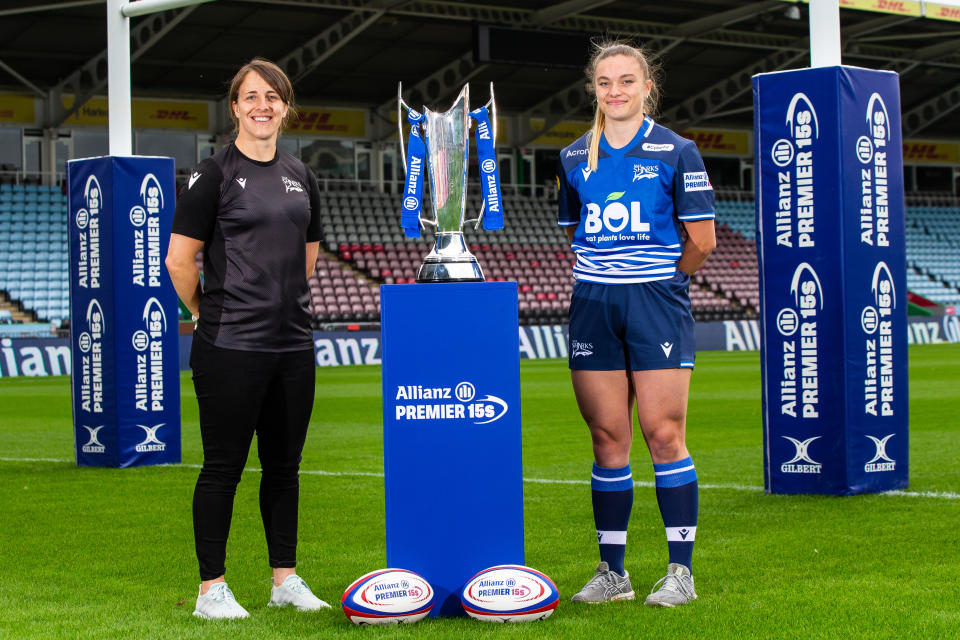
904,204,960,307
2,180,959,328
317,187,752,324
0,184,70,325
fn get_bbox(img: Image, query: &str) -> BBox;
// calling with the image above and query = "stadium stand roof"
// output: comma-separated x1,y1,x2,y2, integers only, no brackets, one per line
1,0,960,141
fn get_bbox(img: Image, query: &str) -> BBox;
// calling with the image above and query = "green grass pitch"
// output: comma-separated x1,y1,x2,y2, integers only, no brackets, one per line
1,344,958,639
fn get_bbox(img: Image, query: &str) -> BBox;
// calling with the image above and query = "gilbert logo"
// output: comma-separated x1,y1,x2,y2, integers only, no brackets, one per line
780,435,822,474
135,424,166,453
81,425,106,454
864,434,895,473
571,340,593,357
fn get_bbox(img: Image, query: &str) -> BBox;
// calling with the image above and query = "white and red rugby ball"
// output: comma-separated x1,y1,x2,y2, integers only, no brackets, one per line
341,568,434,625
461,565,559,623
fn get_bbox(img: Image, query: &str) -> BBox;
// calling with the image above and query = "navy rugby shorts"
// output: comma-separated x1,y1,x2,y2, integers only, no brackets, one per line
568,272,696,371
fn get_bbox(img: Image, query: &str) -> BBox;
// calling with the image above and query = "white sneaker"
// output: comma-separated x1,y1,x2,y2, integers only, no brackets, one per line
193,582,250,619
644,563,698,607
570,561,635,603
268,574,331,611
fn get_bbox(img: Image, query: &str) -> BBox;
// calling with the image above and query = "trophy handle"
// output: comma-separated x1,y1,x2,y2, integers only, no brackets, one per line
397,82,409,176
466,82,497,230
397,83,437,230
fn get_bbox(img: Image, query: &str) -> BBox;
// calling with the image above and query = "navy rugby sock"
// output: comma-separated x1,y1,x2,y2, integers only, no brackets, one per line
591,463,633,576
653,456,698,572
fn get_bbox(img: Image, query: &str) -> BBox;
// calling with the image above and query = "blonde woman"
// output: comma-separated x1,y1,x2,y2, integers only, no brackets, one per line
557,42,716,607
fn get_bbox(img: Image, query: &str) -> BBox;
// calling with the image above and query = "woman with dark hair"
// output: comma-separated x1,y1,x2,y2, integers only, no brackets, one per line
557,42,716,607
165,58,326,619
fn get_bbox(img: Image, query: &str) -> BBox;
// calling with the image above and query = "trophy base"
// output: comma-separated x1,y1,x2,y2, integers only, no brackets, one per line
416,232,485,283
417,260,485,283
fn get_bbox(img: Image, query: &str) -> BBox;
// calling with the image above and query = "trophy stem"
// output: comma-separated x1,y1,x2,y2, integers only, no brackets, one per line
417,232,484,283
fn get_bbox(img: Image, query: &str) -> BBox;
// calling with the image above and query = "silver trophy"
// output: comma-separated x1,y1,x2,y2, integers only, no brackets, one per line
398,83,498,282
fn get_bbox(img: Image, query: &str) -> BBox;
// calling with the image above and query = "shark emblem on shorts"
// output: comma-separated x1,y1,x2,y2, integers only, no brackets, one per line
571,340,593,357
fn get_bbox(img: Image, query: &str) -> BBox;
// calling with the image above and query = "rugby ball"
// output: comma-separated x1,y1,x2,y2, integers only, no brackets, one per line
341,568,434,625
461,565,559,623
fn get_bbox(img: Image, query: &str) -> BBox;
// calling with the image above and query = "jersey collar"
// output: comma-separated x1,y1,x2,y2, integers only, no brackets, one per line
600,116,655,159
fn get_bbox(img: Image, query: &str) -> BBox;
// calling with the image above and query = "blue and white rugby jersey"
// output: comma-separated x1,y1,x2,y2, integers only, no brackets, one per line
557,116,715,284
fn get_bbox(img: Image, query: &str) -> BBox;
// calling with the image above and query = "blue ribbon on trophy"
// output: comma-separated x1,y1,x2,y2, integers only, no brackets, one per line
397,82,504,282
468,106,503,231
402,108,425,238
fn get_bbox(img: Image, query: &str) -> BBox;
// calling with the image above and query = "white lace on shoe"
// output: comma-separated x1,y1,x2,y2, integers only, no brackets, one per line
193,582,250,619
269,574,331,611
570,561,635,603
644,563,697,607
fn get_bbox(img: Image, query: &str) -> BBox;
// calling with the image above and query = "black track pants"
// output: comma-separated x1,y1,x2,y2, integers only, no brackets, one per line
189,334,316,581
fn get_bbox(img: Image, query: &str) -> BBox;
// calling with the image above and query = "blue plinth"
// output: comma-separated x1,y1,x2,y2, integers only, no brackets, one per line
753,66,908,495
381,282,523,616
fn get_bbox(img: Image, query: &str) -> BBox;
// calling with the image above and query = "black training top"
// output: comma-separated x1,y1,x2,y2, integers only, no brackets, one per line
172,142,322,352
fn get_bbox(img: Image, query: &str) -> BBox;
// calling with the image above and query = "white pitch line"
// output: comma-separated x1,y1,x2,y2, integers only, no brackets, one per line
1,456,957,499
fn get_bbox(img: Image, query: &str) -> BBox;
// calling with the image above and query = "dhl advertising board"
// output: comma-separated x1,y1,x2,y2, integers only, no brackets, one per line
753,66,907,495
67,156,181,468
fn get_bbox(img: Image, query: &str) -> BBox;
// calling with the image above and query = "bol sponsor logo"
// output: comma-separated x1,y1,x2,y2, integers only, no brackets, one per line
394,381,508,424
864,262,896,417
583,192,650,238
779,263,823,419
79,299,105,413
134,297,166,412
781,435,822,474
131,173,164,287
481,158,496,174
864,434,895,473
135,423,166,453
859,93,891,247
76,175,102,289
